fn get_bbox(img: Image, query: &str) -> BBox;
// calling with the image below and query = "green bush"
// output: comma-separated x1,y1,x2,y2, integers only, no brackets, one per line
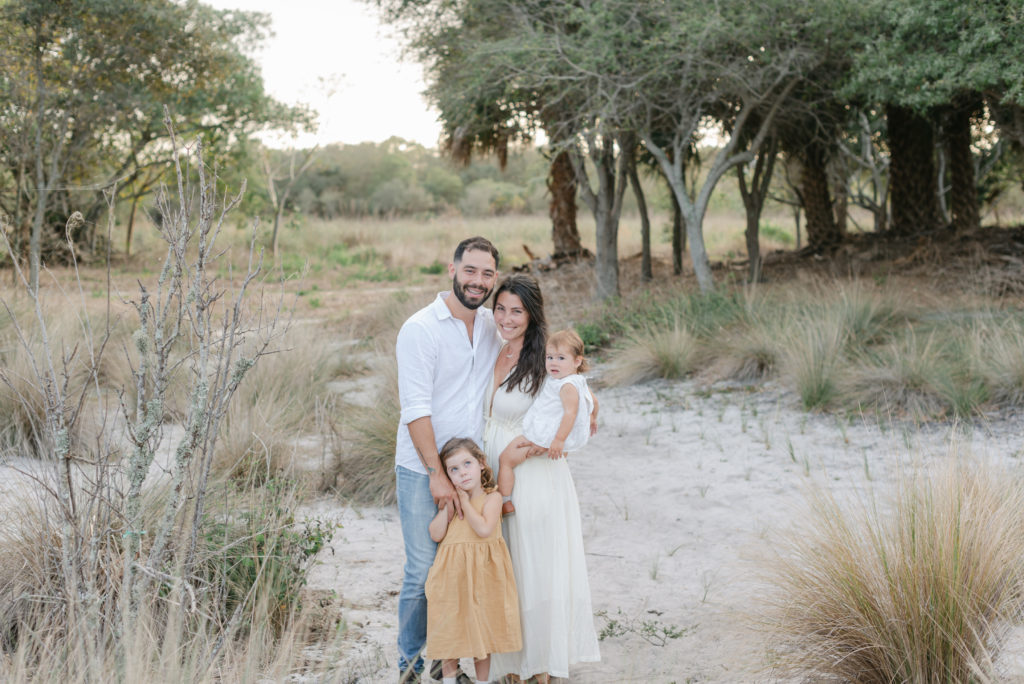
201,480,335,634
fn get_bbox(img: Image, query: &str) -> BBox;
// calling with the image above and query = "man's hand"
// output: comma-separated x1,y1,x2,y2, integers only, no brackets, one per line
430,470,462,518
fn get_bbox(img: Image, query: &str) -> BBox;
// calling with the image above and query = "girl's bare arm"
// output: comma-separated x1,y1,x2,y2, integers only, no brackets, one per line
428,502,453,542
462,491,503,538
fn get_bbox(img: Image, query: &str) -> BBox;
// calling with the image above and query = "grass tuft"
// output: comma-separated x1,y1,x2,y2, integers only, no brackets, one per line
603,322,700,387
763,459,1024,683
781,309,847,410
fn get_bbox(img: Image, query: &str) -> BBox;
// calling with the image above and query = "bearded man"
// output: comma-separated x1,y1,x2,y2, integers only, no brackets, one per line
393,236,502,683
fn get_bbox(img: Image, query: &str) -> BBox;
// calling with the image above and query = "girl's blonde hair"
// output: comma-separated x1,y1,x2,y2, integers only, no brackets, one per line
439,437,496,492
547,329,590,373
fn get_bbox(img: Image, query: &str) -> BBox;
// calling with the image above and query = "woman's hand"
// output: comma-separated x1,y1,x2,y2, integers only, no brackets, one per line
515,437,548,458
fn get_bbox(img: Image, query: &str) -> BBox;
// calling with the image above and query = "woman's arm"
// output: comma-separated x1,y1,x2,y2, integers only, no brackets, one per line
461,491,502,538
548,383,580,459
589,391,599,436
428,502,453,542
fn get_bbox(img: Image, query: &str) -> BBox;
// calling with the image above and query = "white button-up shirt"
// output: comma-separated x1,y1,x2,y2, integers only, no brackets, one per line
395,292,501,474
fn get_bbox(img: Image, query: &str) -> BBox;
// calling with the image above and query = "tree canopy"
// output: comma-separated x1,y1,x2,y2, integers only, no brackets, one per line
0,0,313,276
375,0,1024,293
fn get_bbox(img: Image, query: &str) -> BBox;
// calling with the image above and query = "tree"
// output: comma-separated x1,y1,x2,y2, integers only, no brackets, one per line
378,0,586,257
620,0,810,291
0,0,312,289
261,145,318,259
736,136,778,282
847,0,1024,235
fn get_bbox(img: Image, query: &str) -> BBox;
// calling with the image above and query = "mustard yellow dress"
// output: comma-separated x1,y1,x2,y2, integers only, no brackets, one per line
424,493,522,660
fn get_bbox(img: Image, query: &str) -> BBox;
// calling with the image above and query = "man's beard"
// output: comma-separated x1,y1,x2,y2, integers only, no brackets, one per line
452,275,491,310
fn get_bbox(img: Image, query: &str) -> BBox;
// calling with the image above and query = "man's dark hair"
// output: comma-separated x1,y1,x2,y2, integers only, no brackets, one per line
453,236,499,269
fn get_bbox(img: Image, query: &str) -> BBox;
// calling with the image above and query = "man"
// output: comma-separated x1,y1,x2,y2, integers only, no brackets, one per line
394,236,502,683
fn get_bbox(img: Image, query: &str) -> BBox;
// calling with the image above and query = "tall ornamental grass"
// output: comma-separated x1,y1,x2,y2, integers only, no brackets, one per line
763,460,1024,682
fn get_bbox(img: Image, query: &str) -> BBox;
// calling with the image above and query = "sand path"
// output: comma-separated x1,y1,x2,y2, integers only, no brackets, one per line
301,378,1024,682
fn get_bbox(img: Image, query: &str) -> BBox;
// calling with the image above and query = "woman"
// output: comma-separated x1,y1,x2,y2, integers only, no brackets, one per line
482,273,601,682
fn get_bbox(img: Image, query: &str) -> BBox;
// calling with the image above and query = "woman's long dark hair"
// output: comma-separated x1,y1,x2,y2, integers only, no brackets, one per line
494,273,547,397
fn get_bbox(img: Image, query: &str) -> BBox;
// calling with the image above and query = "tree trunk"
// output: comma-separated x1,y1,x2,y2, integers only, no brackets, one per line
832,166,848,235
887,104,940,236
627,157,652,282
800,142,841,251
126,195,139,256
947,98,981,234
548,150,583,255
671,190,684,275
737,137,777,283
573,136,627,300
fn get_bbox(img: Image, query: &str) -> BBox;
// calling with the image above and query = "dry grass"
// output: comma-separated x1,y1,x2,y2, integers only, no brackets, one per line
211,326,350,481
841,331,954,420
603,321,701,387
334,352,400,505
0,476,334,683
763,458,1024,682
970,315,1024,406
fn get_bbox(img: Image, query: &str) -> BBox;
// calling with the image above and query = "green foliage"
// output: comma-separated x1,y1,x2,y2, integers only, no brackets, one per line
847,0,1024,108
201,480,336,633
419,260,446,275
0,0,312,251
596,608,693,647
759,223,794,245
576,322,612,354
276,139,548,220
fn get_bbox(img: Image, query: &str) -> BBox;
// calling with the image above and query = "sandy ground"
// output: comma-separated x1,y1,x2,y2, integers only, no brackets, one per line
298,376,1024,683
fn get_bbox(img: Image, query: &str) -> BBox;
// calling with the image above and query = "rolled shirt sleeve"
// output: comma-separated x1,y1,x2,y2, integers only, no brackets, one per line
396,318,437,426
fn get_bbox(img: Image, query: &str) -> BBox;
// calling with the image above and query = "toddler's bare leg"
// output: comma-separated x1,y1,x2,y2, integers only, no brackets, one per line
441,658,458,678
498,439,530,515
474,655,490,681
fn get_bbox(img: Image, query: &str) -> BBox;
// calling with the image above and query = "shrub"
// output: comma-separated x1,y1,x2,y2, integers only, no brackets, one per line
603,322,700,387
763,460,1024,682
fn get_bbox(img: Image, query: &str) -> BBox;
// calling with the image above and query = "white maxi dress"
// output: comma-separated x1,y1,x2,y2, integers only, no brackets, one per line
482,372,601,679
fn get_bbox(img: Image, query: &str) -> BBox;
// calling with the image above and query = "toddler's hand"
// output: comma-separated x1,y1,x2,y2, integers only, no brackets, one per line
456,488,470,507
589,413,598,436
549,437,565,460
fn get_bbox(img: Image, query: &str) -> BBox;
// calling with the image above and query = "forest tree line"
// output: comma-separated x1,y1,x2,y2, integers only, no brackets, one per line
377,0,1024,296
4,0,1024,299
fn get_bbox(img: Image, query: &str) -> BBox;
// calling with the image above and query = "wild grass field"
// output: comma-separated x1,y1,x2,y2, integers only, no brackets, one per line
5,174,1024,682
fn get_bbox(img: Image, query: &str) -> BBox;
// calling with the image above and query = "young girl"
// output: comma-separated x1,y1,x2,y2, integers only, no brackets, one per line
424,437,522,684
498,329,594,516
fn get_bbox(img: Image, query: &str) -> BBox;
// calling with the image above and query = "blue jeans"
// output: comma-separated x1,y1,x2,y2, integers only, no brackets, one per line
396,465,438,673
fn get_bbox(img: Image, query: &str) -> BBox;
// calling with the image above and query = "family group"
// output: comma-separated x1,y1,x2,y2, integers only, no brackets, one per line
395,237,601,683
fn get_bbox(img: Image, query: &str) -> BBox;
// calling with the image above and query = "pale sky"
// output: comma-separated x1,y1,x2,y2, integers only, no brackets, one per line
205,0,443,148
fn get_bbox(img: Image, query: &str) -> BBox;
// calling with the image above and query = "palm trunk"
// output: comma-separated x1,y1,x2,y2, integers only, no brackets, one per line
887,104,940,236
800,142,840,251
947,98,981,234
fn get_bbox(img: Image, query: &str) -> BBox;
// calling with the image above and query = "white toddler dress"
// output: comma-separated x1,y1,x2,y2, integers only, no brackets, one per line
521,374,593,451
